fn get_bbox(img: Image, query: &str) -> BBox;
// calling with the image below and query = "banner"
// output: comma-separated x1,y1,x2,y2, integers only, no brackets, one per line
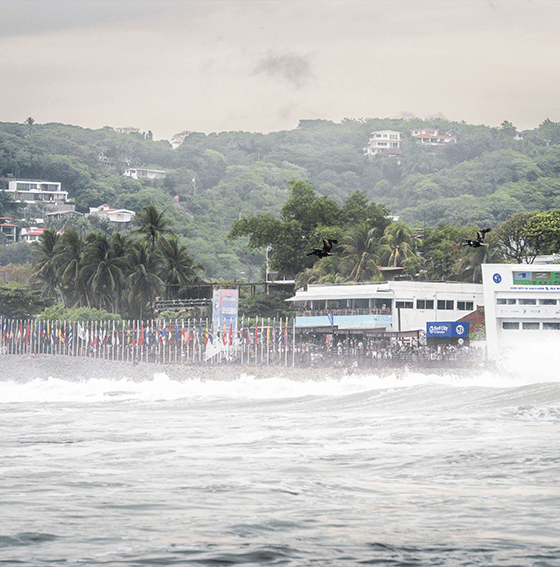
426,321,469,338
212,288,239,337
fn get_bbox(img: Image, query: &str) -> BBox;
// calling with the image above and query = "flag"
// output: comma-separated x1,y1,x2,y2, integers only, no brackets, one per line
229,322,233,346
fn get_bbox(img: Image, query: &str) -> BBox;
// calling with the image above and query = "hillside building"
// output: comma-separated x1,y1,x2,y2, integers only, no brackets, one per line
411,127,457,147
20,227,44,242
87,204,135,224
123,168,166,180
7,180,68,205
363,130,402,157
0,218,17,243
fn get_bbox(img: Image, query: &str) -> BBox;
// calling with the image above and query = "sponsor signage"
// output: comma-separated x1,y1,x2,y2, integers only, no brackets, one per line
426,321,469,338
512,270,560,286
212,288,239,335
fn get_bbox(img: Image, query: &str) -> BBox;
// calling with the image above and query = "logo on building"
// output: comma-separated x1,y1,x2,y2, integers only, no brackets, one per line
426,322,470,338
493,273,502,284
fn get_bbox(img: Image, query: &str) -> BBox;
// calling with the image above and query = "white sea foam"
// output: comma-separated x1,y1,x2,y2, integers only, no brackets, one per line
1,352,558,405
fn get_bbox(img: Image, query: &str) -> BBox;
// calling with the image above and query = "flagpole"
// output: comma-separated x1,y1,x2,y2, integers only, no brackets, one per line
292,317,296,366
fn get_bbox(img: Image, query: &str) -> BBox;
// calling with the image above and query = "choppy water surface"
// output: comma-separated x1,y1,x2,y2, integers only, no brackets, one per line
1,352,560,566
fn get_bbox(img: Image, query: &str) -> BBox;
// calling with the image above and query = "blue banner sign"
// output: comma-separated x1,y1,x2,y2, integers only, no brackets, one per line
426,321,469,338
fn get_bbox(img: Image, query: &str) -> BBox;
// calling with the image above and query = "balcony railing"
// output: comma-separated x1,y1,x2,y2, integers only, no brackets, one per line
296,307,392,317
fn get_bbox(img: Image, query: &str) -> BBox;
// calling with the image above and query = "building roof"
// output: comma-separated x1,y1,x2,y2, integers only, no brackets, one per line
286,281,483,302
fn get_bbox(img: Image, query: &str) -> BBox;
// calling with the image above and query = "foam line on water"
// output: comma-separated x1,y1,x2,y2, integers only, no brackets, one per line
0,362,558,405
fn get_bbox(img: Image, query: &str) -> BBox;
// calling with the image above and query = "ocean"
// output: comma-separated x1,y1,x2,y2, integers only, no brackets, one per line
1,348,559,566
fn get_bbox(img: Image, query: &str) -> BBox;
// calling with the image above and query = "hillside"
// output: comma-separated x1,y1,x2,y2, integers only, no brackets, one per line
2,117,560,280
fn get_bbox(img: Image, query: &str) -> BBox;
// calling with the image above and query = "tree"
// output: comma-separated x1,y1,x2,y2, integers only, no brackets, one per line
492,212,543,263
229,180,342,278
126,243,163,319
33,228,61,301
56,228,89,307
0,190,19,217
81,233,127,313
24,117,35,136
341,222,382,282
522,209,560,255
0,282,51,319
378,222,419,267
133,203,172,249
416,224,471,281
159,235,203,299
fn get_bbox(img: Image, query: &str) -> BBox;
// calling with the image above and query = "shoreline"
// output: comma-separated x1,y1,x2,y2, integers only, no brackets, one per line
0,354,486,382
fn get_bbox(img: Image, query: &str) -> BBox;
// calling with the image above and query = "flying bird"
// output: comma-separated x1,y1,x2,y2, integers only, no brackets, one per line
307,238,338,258
463,228,491,248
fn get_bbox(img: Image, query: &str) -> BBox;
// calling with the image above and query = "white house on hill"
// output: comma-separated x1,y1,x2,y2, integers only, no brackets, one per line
363,130,402,157
7,180,68,205
411,127,457,147
123,168,166,180
87,204,135,224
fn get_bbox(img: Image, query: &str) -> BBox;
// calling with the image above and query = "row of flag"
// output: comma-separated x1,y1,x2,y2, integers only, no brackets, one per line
0,317,293,351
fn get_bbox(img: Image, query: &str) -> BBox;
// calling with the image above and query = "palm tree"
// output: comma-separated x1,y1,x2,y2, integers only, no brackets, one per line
378,223,419,267
341,222,381,282
81,233,127,313
126,243,163,320
24,117,35,136
56,228,89,307
133,204,171,250
33,228,62,302
159,235,203,299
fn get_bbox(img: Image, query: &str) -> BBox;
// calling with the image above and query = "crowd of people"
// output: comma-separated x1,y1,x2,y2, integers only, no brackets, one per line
294,336,485,368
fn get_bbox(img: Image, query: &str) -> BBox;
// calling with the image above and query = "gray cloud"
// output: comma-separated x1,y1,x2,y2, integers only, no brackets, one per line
253,51,314,89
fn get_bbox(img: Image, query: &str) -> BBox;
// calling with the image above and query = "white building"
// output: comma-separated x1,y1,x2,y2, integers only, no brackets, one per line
87,204,135,224
482,263,560,360
286,281,483,335
7,180,68,205
411,127,457,147
20,227,44,242
123,168,166,180
363,130,402,157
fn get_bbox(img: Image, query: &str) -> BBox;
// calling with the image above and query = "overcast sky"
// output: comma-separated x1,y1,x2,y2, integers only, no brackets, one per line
1,0,559,141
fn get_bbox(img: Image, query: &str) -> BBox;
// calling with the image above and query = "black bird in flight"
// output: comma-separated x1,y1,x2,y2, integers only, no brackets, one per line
307,238,338,258
463,228,491,248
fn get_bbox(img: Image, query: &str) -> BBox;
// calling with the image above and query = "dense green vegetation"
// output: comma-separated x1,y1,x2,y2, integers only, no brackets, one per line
2,116,560,320
2,116,560,281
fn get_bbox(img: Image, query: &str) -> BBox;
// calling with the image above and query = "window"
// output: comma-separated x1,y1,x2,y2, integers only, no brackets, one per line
539,299,557,305
417,299,434,310
395,301,413,309
457,301,474,311
519,298,537,305
437,300,454,310
543,322,560,330
522,322,540,330
497,298,507,305
502,322,519,330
